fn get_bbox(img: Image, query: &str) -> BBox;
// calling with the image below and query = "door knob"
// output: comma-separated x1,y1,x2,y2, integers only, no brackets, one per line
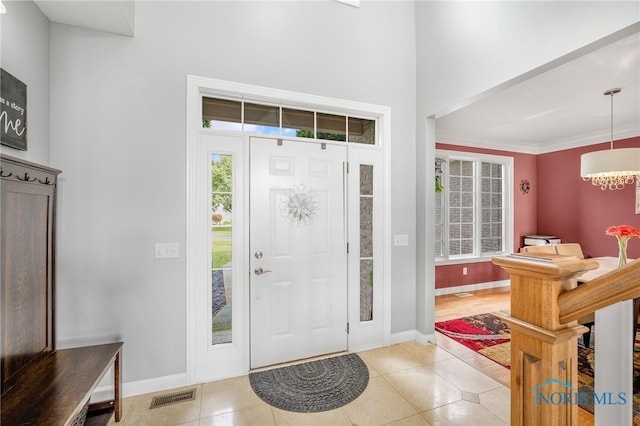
254,267,272,275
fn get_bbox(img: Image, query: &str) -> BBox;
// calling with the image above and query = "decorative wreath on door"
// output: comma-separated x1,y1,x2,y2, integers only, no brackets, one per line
280,184,320,226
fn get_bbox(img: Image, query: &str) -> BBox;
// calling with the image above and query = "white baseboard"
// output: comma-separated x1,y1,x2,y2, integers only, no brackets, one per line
415,331,437,346
390,330,417,345
435,279,510,296
389,330,437,347
92,373,188,401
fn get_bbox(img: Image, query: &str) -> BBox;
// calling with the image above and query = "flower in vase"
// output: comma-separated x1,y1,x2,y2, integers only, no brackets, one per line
605,225,640,267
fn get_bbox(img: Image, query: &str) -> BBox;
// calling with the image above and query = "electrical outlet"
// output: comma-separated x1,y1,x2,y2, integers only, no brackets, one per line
155,243,179,259
463,267,468,275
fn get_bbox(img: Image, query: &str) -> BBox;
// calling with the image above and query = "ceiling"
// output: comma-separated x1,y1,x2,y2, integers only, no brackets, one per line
34,0,135,36
34,2,639,155
436,30,640,154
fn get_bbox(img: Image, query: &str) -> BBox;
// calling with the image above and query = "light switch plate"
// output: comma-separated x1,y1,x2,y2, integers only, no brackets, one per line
394,234,409,246
155,242,179,259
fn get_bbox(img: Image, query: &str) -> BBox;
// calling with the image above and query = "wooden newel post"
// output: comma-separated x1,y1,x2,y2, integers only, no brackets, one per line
492,254,599,426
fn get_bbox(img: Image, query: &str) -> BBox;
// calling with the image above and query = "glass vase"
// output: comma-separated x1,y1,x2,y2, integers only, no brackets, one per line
617,237,628,268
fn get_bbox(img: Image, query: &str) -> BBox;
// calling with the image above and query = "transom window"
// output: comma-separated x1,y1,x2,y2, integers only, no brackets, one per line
202,96,376,144
434,150,513,262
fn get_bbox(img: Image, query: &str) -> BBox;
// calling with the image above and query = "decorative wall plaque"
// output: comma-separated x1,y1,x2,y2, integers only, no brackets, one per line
1,68,27,150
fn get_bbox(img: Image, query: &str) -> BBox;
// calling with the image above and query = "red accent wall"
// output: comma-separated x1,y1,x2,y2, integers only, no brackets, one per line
435,143,537,289
436,137,640,290
537,136,640,259
436,261,509,289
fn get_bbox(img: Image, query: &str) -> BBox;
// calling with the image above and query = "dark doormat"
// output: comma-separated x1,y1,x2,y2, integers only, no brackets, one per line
249,353,369,413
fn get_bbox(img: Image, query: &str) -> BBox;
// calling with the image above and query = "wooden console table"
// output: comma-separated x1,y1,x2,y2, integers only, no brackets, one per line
1,342,123,425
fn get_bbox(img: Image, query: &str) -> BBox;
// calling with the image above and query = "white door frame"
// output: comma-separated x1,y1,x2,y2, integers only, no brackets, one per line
186,75,391,384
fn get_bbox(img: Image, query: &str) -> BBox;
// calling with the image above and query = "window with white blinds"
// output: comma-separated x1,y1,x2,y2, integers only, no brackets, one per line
434,150,513,262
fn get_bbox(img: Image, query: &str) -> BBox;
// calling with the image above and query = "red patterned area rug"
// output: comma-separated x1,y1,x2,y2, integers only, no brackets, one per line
435,312,640,422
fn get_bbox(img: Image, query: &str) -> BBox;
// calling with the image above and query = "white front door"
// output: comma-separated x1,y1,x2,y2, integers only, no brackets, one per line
250,136,348,368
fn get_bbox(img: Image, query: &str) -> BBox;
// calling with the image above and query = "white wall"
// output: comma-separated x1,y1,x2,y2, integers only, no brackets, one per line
0,0,50,164
49,1,417,383
414,1,640,337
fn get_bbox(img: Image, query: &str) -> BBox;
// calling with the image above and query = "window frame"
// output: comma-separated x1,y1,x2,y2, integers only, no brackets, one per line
435,149,514,265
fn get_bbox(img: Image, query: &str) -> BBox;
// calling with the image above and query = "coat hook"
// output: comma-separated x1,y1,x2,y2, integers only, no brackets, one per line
0,168,12,178
17,172,37,182
38,177,52,185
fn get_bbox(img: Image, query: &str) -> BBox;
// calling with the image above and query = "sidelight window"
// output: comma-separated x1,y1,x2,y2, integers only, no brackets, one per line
360,165,374,321
211,153,233,345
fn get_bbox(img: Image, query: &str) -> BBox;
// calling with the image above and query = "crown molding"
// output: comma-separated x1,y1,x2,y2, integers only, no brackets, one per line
437,125,640,156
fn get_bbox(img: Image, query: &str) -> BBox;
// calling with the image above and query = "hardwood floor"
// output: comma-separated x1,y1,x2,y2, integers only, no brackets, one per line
435,286,510,322
434,286,595,425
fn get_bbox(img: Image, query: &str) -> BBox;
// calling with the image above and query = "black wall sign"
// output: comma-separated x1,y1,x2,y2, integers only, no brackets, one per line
1,68,27,150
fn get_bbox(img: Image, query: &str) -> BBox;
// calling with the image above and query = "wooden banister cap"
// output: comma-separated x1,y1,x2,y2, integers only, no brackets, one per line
492,253,599,277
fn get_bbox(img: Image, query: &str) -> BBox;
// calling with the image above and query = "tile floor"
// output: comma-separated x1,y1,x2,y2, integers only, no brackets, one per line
98,287,597,425
105,341,510,426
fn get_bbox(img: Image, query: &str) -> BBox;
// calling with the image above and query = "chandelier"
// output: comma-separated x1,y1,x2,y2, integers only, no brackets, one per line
580,88,640,190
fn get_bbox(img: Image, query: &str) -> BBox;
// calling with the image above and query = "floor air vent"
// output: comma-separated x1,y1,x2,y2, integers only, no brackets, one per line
149,389,196,409
453,292,473,298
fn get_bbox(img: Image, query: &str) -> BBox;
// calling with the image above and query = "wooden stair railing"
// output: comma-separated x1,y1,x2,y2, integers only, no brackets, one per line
558,259,640,324
492,254,640,426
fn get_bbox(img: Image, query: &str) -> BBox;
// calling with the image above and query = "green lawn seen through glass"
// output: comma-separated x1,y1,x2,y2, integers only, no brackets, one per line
212,239,232,269
212,225,232,268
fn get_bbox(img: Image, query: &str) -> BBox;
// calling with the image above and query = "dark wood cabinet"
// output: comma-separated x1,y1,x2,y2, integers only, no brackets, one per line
1,154,60,394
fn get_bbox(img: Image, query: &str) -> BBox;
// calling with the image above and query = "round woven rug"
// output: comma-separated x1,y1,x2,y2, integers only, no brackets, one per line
248,353,369,413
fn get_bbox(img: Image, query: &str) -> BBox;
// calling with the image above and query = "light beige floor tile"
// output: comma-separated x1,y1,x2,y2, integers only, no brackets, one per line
200,376,264,417
429,357,502,394
397,342,455,366
271,406,352,425
120,386,202,426
343,376,418,425
422,400,508,425
121,399,202,426
384,413,433,425
367,364,382,378
478,386,510,423
384,366,461,411
198,402,275,425
358,344,422,375
400,342,454,364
